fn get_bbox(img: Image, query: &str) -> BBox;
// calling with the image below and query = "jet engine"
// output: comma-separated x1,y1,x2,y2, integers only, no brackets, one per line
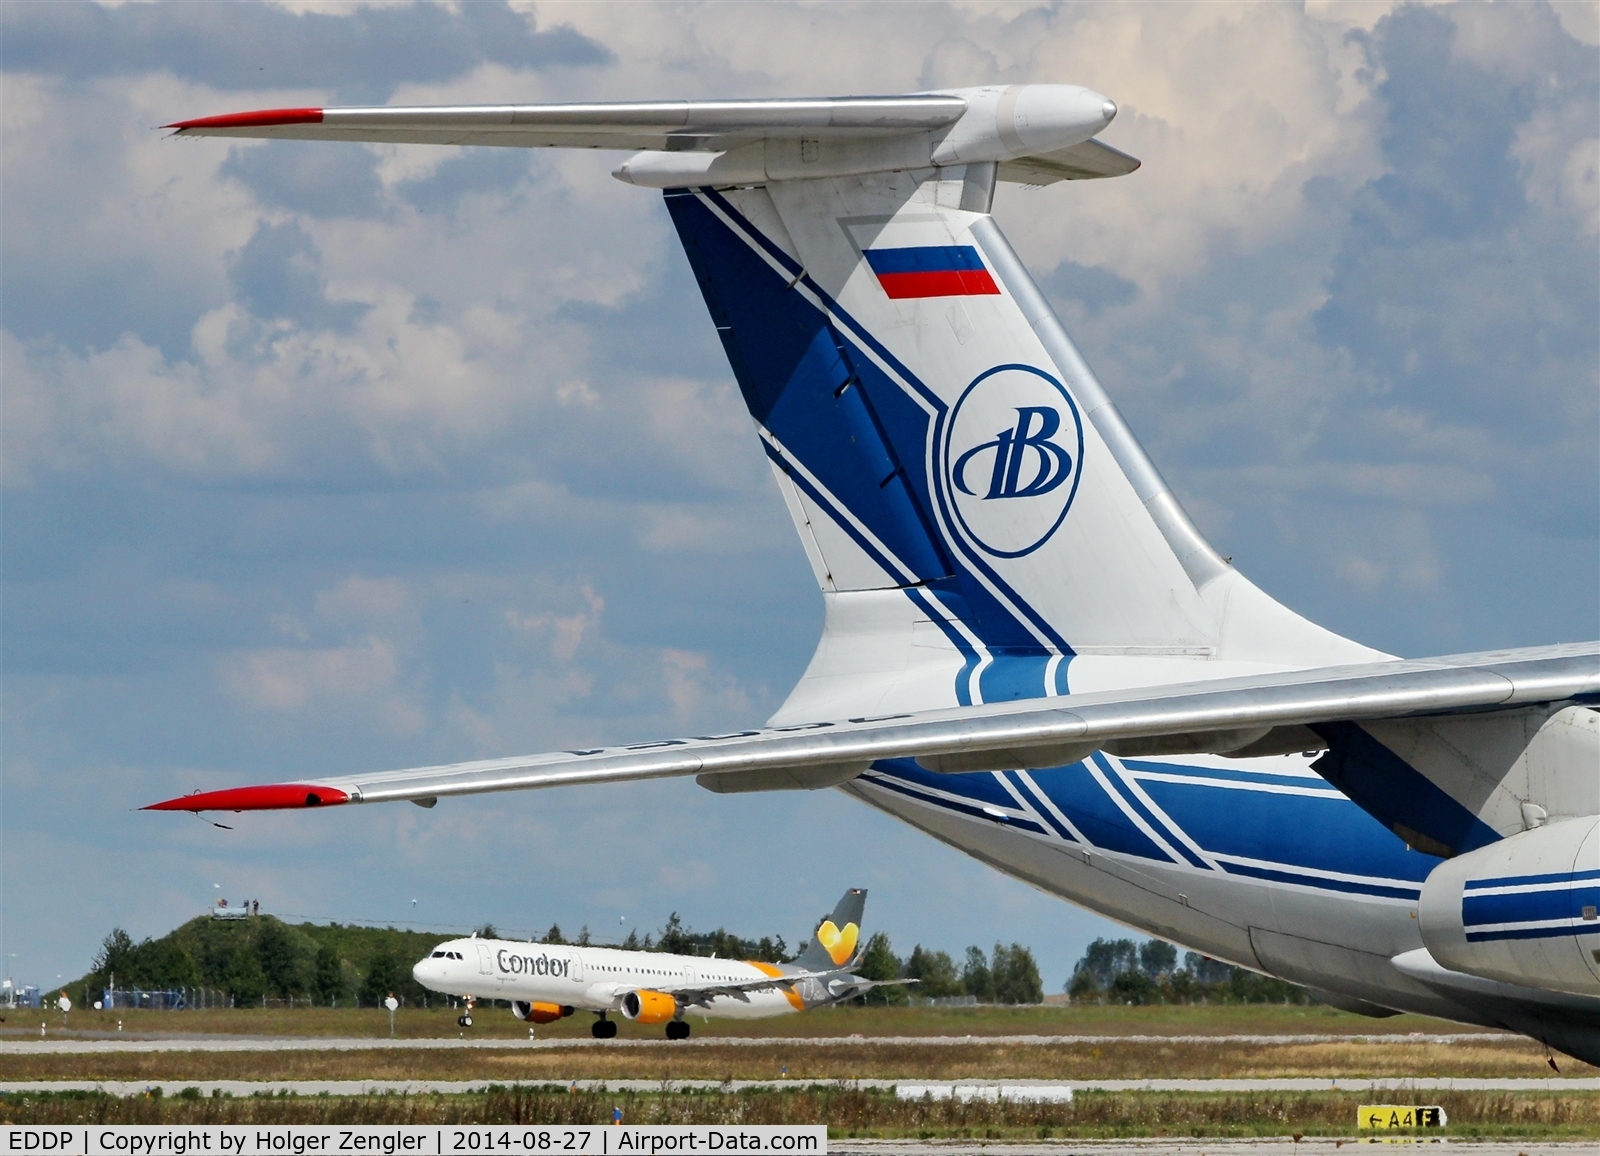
511,1000,574,1024
1419,815,1600,997
620,990,678,1024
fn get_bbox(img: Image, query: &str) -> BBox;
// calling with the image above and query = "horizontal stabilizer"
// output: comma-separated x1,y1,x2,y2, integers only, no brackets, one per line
998,138,1141,184
166,86,1137,186
144,642,1598,812
166,97,968,148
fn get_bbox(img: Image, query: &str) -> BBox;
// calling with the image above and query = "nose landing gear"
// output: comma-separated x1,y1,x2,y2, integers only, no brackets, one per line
665,1020,690,1041
591,1013,618,1039
458,997,474,1028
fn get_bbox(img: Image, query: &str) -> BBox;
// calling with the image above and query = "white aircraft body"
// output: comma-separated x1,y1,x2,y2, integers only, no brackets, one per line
151,86,1600,1063
412,889,896,1038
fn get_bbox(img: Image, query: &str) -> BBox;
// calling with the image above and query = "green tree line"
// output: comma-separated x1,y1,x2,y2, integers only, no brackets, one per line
851,934,1045,1005
76,918,450,1008
538,913,789,964
1066,937,1310,1004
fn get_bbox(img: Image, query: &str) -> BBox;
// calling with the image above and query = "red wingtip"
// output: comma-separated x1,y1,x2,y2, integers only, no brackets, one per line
143,783,349,812
165,108,324,131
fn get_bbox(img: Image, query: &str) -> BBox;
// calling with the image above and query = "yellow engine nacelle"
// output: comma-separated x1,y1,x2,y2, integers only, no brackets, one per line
620,990,678,1024
512,1000,574,1024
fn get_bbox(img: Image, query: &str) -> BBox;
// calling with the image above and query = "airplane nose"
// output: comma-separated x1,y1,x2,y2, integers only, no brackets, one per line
412,959,432,986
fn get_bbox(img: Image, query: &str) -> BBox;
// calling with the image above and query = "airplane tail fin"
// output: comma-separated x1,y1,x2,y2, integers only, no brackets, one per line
796,888,868,972
666,168,1380,723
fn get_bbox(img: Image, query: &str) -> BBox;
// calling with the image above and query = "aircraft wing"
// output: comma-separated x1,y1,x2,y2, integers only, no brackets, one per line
644,967,840,1008
145,642,1598,812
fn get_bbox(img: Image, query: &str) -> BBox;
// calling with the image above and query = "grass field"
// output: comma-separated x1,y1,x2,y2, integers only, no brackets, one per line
9,1006,1590,1139
2,1086,1598,1140
2,1001,1512,1040
3,1036,1592,1083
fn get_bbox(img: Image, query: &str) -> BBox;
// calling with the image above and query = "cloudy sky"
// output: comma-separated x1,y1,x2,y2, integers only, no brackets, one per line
2,1,1596,994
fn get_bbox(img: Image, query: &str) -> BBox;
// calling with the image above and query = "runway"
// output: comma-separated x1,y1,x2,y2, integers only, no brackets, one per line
0,1031,1518,1055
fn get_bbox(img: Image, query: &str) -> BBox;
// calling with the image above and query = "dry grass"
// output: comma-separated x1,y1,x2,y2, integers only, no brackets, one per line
11,1002,1490,1041
2,1037,1589,1083
2,1087,1598,1139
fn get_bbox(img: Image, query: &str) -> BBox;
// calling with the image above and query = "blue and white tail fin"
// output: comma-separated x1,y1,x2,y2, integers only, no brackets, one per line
666,168,1382,719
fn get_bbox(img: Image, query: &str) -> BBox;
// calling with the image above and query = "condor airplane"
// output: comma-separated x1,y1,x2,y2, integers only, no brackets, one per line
150,86,1600,1063
414,888,896,1039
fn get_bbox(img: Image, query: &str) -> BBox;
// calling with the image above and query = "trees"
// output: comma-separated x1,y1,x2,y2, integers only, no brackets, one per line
641,913,789,962
1070,938,1141,996
1066,937,1311,1005
902,946,961,998
311,944,343,1006
73,916,448,1008
959,945,993,1002
842,936,1041,1005
93,929,136,980
654,914,689,955
990,943,1044,1004
225,940,267,1005
360,950,399,1007
255,919,304,998
1139,939,1177,980
1185,951,1233,984
853,932,906,1005
84,927,201,1000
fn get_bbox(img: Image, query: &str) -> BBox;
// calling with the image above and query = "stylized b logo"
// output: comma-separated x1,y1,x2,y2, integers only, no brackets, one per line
953,406,1074,500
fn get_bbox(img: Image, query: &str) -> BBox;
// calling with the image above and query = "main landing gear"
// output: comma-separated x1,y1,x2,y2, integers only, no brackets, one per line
665,1020,690,1041
591,1013,618,1039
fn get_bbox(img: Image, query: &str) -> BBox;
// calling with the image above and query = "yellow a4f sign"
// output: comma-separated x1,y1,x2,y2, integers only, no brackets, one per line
1359,1105,1448,1129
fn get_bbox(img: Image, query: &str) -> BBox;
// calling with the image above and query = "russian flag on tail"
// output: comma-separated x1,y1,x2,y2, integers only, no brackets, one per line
864,246,1001,299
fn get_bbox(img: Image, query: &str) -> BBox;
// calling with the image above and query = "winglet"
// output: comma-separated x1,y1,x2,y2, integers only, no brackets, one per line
165,108,324,131
143,784,349,812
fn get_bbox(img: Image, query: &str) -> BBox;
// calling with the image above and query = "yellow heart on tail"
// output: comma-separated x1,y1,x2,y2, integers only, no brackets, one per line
816,920,858,966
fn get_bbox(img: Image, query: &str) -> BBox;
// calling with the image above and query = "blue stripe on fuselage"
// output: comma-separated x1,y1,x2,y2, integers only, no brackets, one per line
863,751,1436,901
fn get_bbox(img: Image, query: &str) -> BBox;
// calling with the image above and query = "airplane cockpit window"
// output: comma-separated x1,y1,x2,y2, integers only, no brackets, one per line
430,951,446,958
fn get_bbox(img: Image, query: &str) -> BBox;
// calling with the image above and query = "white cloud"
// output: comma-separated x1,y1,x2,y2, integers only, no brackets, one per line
1551,0,1600,45
221,637,404,712
506,583,604,661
